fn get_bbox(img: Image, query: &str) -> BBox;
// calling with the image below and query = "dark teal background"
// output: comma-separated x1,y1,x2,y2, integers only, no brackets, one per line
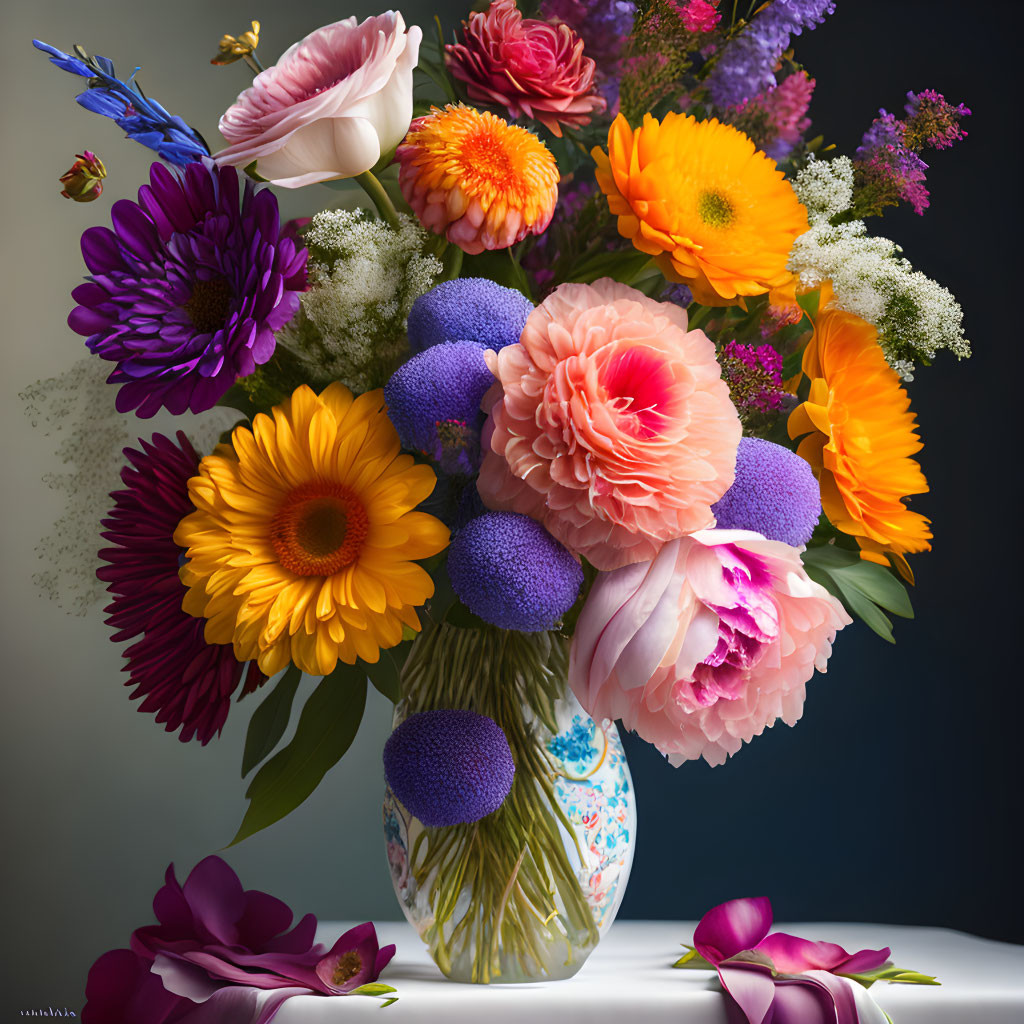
618,0,1023,943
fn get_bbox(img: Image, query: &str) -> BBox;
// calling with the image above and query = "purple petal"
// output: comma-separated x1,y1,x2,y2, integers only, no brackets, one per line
764,978,835,1024
151,953,223,1001
81,225,127,274
716,963,776,1024
182,856,247,945
695,897,774,965
173,986,261,1024
263,912,318,955
839,946,892,975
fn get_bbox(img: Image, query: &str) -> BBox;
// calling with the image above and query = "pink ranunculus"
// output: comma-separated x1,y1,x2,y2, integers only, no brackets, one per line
445,0,606,137
569,530,850,765
215,12,421,188
692,897,893,1024
477,279,741,570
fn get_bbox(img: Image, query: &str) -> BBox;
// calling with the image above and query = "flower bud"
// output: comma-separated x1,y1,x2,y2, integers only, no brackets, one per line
211,20,260,65
59,150,106,202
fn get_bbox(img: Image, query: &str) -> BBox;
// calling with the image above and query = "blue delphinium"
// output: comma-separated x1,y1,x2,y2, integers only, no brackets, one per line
705,0,835,108
33,40,208,166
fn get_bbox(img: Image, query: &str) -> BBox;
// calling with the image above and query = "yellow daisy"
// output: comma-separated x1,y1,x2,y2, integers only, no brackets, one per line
593,113,808,306
174,384,450,677
788,307,931,581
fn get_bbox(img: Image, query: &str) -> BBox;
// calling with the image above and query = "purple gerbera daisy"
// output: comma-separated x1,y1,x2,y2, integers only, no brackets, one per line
97,432,264,744
69,161,307,417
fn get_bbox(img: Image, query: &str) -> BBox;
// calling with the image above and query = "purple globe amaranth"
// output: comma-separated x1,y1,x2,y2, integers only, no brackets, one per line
69,161,307,417
406,277,534,353
383,709,515,827
384,341,494,475
712,437,821,547
448,511,583,632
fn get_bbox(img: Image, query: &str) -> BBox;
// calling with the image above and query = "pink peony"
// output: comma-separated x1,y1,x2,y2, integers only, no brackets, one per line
569,530,850,765
477,279,741,570
215,12,421,188
445,0,606,137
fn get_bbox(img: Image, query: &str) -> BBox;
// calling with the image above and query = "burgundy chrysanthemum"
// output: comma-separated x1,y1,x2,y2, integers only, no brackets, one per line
97,432,264,744
69,161,307,417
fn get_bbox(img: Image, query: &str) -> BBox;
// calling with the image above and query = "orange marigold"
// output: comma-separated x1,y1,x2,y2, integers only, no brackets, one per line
593,113,808,306
788,307,931,580
396,103,559,255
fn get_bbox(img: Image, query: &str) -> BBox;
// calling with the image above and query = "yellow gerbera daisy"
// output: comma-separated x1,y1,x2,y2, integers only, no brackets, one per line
787,307,931,580
592,113,808,306
174,384,450,677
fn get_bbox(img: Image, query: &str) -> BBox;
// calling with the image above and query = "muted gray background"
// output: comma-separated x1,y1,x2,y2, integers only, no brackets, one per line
0,1,442,1013
3,0,1021,1017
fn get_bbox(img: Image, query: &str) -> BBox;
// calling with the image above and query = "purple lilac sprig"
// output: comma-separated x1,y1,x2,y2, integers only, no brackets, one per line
705,0,835,108
853,89,970,216
33,40,208,166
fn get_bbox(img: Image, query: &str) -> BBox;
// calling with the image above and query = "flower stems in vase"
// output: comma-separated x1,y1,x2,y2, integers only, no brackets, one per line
395,622,600,982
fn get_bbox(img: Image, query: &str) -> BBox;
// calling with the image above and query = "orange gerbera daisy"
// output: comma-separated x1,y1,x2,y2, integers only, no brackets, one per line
174,384,450,677
396,103,559,255
593,113,808,306
787,307,931,580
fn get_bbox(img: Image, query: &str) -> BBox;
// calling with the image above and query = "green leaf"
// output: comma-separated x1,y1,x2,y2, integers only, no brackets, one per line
351,984,398,996
834,561,914,618
229,664,367,845
365,643,410,704
802,545,913,640
380,997,398,1008
672,947,713,969
241,665,303,778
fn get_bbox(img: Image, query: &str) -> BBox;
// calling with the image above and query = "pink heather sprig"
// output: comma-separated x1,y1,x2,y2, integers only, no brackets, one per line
853,90,969,217
668,0,722,33
720,341,788,417
903,89,971,150
728,71,815,161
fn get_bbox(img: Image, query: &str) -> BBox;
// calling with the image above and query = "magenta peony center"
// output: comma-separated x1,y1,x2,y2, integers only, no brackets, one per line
681,549,781,708
602,347,677,438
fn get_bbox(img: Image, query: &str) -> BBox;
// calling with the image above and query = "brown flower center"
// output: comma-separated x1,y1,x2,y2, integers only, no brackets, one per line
270,481,369,577
183,276,233,333
332,950,363,985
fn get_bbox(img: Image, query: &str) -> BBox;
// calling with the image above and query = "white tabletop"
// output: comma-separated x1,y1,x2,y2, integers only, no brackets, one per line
270,920,1024,1023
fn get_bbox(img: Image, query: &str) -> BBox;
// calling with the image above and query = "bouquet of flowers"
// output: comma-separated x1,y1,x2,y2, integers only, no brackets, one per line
30,0,969,1002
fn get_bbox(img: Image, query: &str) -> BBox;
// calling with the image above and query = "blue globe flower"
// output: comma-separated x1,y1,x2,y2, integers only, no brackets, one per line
448,512,583,632
384,342,494,474
712,437,821,547
383,710,515,827
406,278,534,353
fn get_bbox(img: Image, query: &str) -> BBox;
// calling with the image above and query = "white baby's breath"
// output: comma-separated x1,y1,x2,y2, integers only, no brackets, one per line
789,157,970,377
277,210,442,392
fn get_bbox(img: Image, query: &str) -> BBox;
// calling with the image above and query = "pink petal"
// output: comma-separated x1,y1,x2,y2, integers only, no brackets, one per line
695,897,774,964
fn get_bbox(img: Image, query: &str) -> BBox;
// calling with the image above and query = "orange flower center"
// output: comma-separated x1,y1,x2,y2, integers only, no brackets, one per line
270,481,368,577
332,950,363,985
461,126,519,192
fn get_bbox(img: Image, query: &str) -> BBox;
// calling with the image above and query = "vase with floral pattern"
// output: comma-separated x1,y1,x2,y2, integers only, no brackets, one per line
382,621,636,983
